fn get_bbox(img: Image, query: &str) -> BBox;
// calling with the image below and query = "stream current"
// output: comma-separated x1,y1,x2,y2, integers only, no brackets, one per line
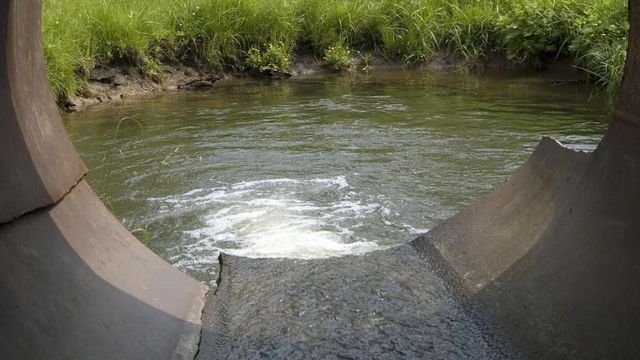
64,70,608,284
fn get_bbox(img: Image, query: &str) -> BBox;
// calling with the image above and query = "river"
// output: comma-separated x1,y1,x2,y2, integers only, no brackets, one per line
63,69,608,284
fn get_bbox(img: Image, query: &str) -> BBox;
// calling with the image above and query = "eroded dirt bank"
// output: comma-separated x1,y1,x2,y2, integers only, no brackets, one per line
60,52,587,113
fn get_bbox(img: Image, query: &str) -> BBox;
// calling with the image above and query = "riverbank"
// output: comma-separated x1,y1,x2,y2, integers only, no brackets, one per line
44,0,627,108
59,52,367,112
59,50,600,112
57,51,499,112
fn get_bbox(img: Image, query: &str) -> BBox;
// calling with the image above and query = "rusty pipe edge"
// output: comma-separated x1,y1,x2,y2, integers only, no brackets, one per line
0,1,207,359
617,0,640,126
0,0,85,224
415,0,640,359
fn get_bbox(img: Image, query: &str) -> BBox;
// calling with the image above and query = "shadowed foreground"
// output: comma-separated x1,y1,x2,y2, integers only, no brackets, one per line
198,248,520,359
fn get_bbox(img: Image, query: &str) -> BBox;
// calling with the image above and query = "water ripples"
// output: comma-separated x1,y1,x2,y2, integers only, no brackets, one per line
147,176,427,273
63,70,608,280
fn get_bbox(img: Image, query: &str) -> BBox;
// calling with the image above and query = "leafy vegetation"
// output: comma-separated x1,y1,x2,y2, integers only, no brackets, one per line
323,44,353,71
495,0,628,96
246,42,291,71
43,0,628,102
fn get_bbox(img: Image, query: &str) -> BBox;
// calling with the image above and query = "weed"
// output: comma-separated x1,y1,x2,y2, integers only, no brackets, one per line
359,52,374,71
131,227,153,247
570,0,628,100
246,42,290,71
323,44,352,71
43,0,629,103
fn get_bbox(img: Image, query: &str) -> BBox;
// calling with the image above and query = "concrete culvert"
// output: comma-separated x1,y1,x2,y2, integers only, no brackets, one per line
0,0,638,359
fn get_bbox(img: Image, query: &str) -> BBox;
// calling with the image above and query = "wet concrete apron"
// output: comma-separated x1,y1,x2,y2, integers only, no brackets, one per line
197,244,521,359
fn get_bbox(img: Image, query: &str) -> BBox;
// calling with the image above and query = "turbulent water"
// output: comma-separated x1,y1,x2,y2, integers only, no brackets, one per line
151,175,390,260
63,70,608,283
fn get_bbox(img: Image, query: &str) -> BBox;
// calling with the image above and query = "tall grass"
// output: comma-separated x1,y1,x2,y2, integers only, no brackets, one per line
43,0,628,102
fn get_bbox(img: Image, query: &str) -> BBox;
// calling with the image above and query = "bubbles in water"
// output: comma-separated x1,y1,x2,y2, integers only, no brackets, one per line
149,176,423,272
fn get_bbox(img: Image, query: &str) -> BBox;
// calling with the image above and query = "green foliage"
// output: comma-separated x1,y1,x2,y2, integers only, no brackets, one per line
442,1,499,62
579,41,627,99
43,0,629,103
170,0,297,71
376,0,442,63
323,44,352,71
496,0,578,68
359,52,374,71
295,0,383,52
131,227,153,247
246,42,291,70
246,48,262,69
570,0,628,98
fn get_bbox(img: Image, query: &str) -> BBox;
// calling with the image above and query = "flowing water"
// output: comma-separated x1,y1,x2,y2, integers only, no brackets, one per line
63,70,608,284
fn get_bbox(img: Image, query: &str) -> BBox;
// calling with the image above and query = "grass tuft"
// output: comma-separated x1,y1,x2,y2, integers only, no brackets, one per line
43,0,629,103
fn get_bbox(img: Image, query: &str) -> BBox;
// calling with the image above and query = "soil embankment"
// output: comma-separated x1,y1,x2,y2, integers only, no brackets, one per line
61,52,585,112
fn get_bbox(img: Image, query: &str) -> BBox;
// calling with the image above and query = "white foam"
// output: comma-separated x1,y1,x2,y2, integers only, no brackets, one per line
311,175,349,189
230,178,301,190
401,224,431,235
153,175,423,265
223,228,380,259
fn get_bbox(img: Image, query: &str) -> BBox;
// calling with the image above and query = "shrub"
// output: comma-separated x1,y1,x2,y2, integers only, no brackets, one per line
496,0,579,68
570,0,628,98
245,42,290,70
323,44,352,71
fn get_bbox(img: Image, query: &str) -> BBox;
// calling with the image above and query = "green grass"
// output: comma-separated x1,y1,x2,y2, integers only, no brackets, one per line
43,0,628,102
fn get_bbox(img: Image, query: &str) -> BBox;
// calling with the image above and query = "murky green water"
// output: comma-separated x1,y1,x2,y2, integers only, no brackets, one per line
63,70,608,280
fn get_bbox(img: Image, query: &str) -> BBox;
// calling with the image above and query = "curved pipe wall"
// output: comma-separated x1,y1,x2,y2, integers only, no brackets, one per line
415,0,640,357
0,0,638,359
0,1,207,359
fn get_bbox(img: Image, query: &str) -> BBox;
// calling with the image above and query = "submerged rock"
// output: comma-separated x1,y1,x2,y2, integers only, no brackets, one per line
249,66,294,79
178,75,225,90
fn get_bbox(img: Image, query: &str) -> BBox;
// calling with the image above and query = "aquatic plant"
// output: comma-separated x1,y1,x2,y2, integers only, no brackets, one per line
43,0,628,103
